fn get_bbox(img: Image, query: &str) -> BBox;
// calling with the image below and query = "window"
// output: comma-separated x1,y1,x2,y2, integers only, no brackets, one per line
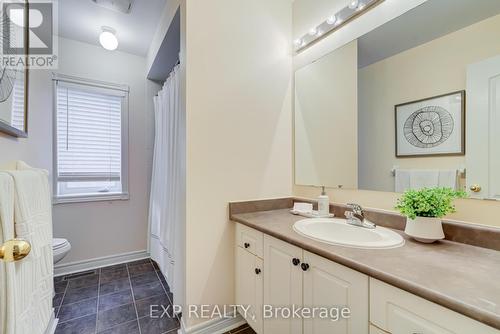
11,76,26,130
53,74,129,203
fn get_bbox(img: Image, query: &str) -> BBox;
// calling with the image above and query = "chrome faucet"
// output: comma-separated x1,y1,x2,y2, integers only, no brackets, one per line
344,203,376,229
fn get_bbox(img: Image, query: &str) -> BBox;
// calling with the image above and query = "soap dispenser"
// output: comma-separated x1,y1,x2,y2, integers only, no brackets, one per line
318,186,330,217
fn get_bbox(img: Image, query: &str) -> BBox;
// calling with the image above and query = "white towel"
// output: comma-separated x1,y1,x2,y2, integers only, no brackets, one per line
395,169,411,193
409,170,439,190
438,170,458,190
0,161,54,334
395,169,458,192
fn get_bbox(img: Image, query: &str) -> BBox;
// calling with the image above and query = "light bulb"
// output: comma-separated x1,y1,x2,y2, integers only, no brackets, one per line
293,39,302,47
357,2,366,10
99,27,118,51
317,30,323,37
336,18,343,25
309,27,317,36
326,15,337,25
348,0,359,9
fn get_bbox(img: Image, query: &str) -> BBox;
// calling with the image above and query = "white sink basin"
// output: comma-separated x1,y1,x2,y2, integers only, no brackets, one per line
293,218,404,249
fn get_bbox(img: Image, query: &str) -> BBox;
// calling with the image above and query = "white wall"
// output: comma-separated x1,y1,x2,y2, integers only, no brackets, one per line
0,37,152,264
183,0,293,328
52,38,151,264
146,0,181,75
0,70,53,169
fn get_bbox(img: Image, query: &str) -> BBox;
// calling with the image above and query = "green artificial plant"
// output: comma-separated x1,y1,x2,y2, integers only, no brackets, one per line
395,187,467,220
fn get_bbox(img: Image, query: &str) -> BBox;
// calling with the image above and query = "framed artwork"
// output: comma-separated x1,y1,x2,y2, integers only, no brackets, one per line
395,91,465,158
0,0,29,138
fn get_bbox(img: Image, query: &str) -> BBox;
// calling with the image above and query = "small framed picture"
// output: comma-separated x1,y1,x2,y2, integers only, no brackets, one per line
395,91,465,158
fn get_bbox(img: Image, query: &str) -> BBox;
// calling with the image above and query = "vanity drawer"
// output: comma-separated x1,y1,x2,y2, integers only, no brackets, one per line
236,223,263,258
370,278,499,334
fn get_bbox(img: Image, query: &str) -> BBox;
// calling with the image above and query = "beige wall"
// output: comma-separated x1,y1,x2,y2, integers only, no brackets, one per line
292,1,500,228
184,0,293,328
359,14,500,192
295,40,357,188
0,37,152,264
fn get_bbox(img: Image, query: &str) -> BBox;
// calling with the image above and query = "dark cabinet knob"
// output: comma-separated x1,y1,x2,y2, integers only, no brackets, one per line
244,243,250,249
301,263,310,271
255,268,261,275
292,258,300,266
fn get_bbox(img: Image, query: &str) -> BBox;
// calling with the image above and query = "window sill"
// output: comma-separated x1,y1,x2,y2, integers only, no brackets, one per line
53,192,129,205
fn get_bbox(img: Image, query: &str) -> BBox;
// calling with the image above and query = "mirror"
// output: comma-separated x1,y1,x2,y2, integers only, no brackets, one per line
0,1,28,138
294,0,500,200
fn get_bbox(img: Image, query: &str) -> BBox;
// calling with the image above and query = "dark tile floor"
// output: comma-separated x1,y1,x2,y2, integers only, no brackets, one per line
53,259,179,334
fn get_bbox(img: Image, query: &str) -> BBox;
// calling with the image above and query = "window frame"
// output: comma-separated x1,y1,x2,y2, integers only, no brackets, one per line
52,73,130,204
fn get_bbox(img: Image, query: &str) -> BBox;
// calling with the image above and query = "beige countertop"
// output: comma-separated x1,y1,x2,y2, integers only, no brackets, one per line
231,208,500,330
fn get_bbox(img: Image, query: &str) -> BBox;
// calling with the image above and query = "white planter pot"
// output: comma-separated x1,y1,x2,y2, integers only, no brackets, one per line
404,216,444,243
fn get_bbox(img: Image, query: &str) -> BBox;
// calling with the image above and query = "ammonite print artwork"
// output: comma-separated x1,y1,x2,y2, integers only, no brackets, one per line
403,106,454,148
395,91,465,157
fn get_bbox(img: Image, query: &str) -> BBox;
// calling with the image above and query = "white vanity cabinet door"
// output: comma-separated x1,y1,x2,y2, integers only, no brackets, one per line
263,235,303,334
370,278,500,334
235,246,263,334
302,251,369,334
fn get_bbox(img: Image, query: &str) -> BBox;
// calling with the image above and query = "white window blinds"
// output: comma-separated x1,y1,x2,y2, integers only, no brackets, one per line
11,78,25,130
56,81,125,183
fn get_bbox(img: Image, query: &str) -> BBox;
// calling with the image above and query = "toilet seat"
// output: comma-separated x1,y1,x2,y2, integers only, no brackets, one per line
53,238,71,264
53,238,69,251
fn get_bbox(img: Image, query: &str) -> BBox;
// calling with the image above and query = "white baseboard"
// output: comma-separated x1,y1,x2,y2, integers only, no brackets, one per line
179,313,246,334
44,313,58,334
54,250,150,276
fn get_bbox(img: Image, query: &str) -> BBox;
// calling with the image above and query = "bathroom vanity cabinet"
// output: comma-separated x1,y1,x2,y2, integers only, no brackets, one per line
236,223,367,334
236,223,264,333
235,223,499,334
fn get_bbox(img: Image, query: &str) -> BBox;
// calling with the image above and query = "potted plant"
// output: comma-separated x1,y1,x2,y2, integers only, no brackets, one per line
395,188,466,243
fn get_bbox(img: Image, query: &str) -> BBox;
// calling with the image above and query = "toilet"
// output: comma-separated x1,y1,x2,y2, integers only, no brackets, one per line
53,238,71,264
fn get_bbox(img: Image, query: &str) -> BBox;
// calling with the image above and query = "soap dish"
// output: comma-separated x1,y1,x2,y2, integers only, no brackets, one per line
290,210,335,219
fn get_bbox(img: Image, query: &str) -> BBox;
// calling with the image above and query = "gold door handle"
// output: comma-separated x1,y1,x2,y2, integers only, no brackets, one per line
469,184,482,193
0,239,31,262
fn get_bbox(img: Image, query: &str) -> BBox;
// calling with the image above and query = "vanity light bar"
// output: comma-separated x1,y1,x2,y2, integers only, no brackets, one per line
294,0,384,52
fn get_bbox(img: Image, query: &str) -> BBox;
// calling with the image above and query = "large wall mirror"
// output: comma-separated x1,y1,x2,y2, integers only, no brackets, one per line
294,0,500,200
0,0,28,138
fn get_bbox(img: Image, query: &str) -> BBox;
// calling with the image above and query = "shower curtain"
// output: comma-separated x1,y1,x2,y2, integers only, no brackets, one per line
149,64,184,298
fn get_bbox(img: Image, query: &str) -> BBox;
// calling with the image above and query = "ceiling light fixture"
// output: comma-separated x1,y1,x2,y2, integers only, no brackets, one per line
293,0,383,52
99,26,118,51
